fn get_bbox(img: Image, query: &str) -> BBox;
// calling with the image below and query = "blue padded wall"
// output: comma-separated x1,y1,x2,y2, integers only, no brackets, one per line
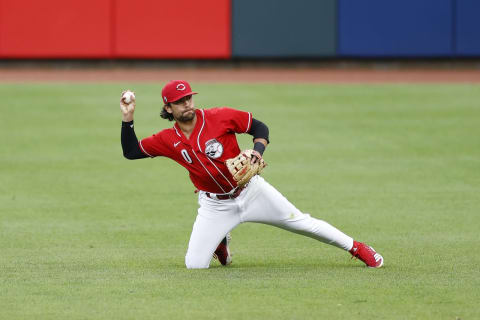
232,0,336,58
455,0,480,56
338,0,453,57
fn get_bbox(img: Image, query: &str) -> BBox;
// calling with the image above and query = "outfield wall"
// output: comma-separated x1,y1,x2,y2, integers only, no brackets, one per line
0,0,479,59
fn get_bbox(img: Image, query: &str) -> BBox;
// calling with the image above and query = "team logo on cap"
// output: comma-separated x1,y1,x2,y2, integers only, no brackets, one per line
164,96,168,103
176,84,186,91
205,139,223,159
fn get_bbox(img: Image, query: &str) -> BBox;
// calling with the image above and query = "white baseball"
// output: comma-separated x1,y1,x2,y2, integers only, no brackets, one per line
122,90,135,104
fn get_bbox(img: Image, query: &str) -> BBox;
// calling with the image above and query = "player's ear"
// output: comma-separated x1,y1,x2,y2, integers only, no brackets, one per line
164,104,173,114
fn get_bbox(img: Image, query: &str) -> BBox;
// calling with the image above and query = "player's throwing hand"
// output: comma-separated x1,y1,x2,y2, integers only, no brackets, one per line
120,90,136,122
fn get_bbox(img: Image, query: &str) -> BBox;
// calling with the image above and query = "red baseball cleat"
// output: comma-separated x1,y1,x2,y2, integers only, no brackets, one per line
213,233,232,266
349,241,384,268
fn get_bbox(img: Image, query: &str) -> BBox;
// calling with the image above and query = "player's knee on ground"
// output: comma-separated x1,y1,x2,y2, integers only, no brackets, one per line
185,253,210,269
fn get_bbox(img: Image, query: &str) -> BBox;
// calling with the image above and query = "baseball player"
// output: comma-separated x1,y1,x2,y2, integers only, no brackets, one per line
120,80,384,269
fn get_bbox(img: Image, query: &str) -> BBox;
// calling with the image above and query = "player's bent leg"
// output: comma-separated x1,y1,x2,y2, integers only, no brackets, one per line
213,233,232,266
185,215,232,269
241,176,353,251
185,193,241,269
185,216,235,269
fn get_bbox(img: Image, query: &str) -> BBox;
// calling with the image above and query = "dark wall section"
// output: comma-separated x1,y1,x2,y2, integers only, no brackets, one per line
338,0,453,57
455,0,480,56
232,0,336,58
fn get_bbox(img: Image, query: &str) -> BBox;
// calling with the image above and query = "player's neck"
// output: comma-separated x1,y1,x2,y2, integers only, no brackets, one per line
176,115,197,139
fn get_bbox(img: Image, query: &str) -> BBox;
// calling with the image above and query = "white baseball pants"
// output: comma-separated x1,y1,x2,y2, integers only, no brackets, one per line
185,175,354,269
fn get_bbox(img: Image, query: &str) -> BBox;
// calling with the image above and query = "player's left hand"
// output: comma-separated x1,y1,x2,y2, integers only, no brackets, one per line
226,149,266,187
250,150,263,165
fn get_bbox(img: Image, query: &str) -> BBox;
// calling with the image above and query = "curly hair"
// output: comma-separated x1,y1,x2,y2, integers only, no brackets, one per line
160,104,174,121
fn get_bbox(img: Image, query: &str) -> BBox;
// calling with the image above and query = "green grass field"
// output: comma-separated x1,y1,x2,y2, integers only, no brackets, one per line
1,82,479,319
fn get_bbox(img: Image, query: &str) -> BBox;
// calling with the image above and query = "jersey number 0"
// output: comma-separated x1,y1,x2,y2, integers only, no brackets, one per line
181,149,193,164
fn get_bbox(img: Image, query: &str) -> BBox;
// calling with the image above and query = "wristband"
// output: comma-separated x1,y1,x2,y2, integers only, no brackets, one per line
122,120,134,128
253,142,266,155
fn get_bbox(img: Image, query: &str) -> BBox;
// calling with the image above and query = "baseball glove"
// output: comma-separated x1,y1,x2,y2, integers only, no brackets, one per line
226,149,266,187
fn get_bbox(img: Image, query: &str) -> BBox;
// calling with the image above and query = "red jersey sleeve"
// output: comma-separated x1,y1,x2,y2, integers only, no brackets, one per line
139,132,168,157
212,107,252,134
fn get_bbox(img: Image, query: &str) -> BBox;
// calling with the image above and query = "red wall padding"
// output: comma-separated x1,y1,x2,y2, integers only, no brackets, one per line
0,0,231,59
0,0,112,58
114,0,231,58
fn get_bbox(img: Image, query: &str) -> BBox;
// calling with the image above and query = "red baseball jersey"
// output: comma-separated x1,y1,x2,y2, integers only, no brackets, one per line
139,107,252,193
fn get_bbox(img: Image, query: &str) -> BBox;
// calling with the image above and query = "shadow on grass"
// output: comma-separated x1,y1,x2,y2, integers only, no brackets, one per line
206,259,369,270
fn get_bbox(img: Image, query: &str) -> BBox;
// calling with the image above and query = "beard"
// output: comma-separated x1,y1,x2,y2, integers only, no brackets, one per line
177,109,195,122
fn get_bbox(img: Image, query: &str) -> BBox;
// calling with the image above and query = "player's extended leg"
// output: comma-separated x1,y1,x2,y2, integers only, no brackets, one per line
240,176,353,250
185,192,241,269
239,176,383,267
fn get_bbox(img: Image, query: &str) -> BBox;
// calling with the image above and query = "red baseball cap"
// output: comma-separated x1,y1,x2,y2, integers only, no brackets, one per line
161,80,197,104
